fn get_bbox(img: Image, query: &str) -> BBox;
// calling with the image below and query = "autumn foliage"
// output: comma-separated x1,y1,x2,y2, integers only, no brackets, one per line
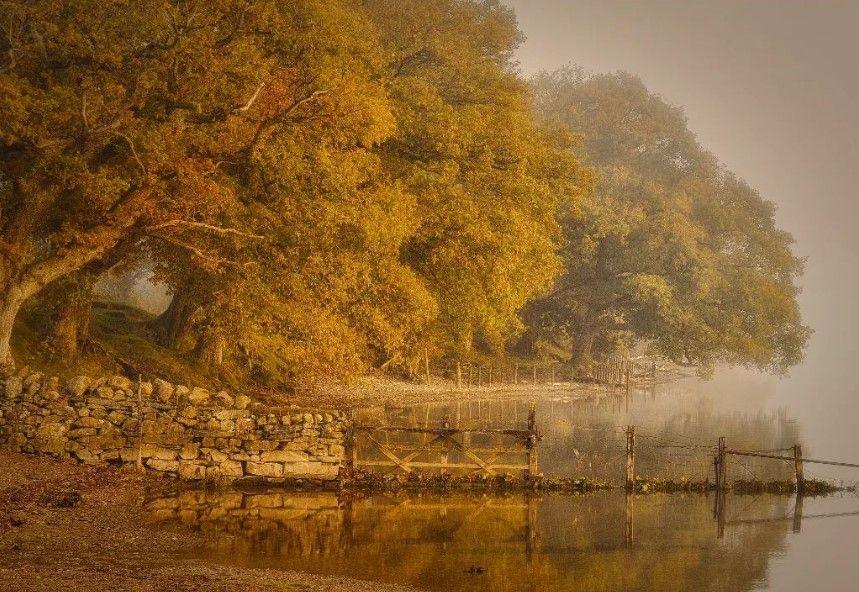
0,1,808,386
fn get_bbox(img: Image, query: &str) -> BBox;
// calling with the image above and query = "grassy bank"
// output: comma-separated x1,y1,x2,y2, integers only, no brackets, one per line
12,301,625,410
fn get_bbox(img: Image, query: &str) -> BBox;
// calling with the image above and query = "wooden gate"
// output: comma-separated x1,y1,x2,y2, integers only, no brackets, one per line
349,403,539,479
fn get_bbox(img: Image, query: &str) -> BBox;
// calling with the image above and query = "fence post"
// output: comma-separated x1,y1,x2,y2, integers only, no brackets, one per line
625,425,635,492
714,436,726,491
625,491,634,547
347,411,358,469
526,494,539,562
424,348,430,384
625,363,631,396
456,360,462,390
713,436,726,538
526,402,538,481
792,490,804,533
794,444,805,494
514,362,519,385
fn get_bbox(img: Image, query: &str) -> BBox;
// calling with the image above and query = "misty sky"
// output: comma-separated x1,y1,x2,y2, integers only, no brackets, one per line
505,0,859,471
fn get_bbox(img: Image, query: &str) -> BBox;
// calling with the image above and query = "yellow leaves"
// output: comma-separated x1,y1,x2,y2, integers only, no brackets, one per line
527,68,809,373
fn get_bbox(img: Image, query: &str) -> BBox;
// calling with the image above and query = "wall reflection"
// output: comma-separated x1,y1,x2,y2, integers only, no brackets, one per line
146,488,797,592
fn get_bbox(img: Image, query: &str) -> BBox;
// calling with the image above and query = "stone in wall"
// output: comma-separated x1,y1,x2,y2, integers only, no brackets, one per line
0,367,347,483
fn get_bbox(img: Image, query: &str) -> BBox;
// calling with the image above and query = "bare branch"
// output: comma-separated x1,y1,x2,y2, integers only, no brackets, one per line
148,219,265,240
232,82,265,114
112,132,147,176
244,88,329,154
153,234,245,268
81,91,89,131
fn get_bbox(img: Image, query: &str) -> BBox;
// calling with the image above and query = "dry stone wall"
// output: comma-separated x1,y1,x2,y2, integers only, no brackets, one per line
0,367,347,482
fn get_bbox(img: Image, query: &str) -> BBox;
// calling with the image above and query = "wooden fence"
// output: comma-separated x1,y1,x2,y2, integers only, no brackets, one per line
348,403,539,479
430,358,659,389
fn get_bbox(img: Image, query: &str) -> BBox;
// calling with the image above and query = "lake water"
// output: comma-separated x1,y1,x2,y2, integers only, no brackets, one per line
145,489,859,591
146,381,859,591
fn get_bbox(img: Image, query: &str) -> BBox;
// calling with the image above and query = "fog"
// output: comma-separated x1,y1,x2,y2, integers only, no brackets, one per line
505,0,859,476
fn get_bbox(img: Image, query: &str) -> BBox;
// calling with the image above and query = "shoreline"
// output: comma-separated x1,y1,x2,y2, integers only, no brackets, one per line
0,450,419,592
3,450,852,591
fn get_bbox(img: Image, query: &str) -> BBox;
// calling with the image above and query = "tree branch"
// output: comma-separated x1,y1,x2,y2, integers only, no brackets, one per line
153,234,246,268
243,88,329,154
232,82,265,114
148,219,264,240
111,132,147,176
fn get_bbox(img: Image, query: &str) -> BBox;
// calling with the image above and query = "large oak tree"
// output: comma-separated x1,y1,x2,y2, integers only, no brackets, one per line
0,0,391,368
526,68,810,375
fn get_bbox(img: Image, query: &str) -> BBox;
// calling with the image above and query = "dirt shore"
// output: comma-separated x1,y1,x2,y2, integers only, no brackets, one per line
0,451,418,592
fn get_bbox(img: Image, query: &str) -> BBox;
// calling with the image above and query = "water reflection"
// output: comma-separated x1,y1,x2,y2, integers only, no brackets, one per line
145,382,859,591
144,488,859,592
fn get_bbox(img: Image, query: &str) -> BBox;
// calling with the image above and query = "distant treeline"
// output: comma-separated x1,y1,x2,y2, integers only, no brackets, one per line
0,0,808,387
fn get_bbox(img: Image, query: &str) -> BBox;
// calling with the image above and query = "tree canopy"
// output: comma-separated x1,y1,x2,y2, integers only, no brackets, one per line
0,0,586,385
1,3,807,387
524,68,810,375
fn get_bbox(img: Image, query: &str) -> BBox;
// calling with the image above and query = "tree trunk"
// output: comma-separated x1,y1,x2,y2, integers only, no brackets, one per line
195,329,226,368
0,284,27,371
571,330,596,377
154,286,197,349
46,273,96,358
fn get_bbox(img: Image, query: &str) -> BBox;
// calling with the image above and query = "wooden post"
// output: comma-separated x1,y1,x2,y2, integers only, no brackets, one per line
794,444,805,494
526,402,538,481
713,436,726,492
514,362,519,385
625,425,635,491
525,494,539,563
792,490,804,533
717,494,725,539
625,492,634,547
713,453,721,492
350,429,358,469
456,360,462,390
713,437,727,539
424,348,430,384
625,363,631,396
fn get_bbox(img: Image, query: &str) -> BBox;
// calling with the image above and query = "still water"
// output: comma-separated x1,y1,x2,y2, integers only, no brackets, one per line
147,382,859,591
146,489,859,591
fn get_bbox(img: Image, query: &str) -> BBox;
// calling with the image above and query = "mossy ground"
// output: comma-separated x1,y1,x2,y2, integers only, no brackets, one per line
11,300,617,409
12,301,275,398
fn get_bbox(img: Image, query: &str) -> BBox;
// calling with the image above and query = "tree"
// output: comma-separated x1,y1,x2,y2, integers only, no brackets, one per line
362,0,587,370
526,68,809,375
0,0,393,369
